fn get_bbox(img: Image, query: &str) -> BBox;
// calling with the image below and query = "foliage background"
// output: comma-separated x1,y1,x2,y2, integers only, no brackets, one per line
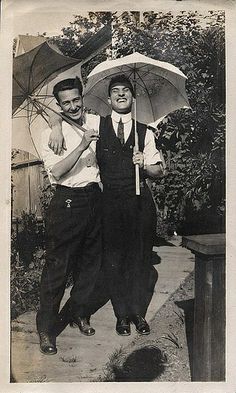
11,10,225,317
51,10,225,236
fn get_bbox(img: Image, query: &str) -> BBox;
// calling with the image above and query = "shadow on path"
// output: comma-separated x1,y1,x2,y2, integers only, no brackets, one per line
110,346,167,382
175,299,194,379
151,250,161,265
153,236,177,247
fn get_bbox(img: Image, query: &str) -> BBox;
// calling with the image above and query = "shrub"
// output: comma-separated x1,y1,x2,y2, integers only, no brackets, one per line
11,209,46,318
11,243,45,319
16,211,45,268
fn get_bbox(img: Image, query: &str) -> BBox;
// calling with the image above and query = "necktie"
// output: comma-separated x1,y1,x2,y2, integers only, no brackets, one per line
117,118,124,144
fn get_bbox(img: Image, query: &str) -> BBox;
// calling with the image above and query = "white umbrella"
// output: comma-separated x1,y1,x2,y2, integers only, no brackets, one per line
85,52,190,194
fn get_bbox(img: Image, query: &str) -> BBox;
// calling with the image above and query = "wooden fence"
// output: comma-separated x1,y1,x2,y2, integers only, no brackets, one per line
11,151,44,218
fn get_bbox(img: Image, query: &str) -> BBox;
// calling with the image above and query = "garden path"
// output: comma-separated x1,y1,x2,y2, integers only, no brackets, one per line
11,236,194,382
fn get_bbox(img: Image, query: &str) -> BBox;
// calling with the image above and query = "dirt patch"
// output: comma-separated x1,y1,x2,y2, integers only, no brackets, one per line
99,271,194,382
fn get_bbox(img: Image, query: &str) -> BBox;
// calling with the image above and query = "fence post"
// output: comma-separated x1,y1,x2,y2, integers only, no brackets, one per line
182,233,225,381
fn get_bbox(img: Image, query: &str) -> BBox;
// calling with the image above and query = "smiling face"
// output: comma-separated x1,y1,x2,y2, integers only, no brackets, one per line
57,88,83,121
108,83,133,114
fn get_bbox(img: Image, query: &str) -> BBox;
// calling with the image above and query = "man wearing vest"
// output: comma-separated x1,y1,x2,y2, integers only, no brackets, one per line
49,74,164,336
37,77,102,355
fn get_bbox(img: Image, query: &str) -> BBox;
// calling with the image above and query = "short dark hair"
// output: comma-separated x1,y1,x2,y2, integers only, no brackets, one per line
108,74,135,97
53,77,83,102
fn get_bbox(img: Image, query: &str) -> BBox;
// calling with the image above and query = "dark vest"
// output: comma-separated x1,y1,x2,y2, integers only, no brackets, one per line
96,115,147,188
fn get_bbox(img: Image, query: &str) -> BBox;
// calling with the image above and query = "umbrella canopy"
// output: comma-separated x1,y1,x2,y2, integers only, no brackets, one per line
85,52,190,125
85,52,190,195
12,41,83,157
13,41,82,114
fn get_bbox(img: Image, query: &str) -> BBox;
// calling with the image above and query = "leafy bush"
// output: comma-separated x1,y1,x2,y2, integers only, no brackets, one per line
11,238,45,319
39,168,55,219
50,11,225,236
16,210,45,268
50,12,111,57
111,10,225,235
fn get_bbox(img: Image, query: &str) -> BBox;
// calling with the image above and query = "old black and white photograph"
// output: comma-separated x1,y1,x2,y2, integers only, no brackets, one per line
0,0,235,392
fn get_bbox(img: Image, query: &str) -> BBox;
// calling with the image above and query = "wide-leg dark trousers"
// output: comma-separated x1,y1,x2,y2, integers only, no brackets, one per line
102,184,157,319
36,184,102,334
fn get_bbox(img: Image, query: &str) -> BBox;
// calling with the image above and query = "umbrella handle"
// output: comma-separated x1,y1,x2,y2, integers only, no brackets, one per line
135,164,140,196
133,90,140,196
134,129,140,196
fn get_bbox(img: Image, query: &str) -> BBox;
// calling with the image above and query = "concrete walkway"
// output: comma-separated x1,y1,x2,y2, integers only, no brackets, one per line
11,237,194,383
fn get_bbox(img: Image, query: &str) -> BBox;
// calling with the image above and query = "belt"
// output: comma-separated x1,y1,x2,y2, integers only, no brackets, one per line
103,181,146,193
56,182,100,193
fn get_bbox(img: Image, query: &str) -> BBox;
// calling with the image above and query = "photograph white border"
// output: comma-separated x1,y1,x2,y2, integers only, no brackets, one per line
1,0,236,392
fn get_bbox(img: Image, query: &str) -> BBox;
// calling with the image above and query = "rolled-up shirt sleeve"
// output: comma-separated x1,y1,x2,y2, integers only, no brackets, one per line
143,128,163,166
40,128,64,181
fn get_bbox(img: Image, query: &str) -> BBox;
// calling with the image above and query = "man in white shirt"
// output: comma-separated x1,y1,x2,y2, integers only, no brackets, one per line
49,74,164,337
37,77,102,355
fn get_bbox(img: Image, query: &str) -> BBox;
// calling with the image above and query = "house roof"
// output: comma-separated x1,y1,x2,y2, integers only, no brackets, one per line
15,35,47,56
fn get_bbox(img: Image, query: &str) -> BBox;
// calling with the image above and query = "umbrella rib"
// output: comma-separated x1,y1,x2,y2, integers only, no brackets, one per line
134,68,189,120
25,42,78,96
28,43,46,95
39,97,55,108
28,100,35,126
42,80,53,108
31,104,49,126
14,102,30,116
34,77,54,108
14,94,29,98
85,92,110,110
14,100,38,117
134,66,189,113
26,100,41,157
86,69,134,93
12,76,29,114
134,69,156,122
147,69,189,104
36,77,48,96
13,115,30,119
30,62,79,97
13,75,28,95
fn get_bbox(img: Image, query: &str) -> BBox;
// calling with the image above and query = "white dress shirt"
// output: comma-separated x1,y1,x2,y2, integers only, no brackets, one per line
41,114,100,187
41,111,162,187
110,110,162,166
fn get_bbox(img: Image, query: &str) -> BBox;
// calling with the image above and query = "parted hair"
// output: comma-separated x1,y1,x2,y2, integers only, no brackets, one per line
53,77,83,102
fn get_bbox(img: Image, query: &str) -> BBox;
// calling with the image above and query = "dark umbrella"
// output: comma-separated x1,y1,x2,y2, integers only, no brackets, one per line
12,41,84,157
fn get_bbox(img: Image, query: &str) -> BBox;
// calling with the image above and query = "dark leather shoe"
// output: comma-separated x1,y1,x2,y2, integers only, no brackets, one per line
131,315,150,335
116,317,131,336
70,316,95,336
39,332,57,355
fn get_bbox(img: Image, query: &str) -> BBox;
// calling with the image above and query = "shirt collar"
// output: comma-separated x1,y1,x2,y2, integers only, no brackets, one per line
111,110,132,124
